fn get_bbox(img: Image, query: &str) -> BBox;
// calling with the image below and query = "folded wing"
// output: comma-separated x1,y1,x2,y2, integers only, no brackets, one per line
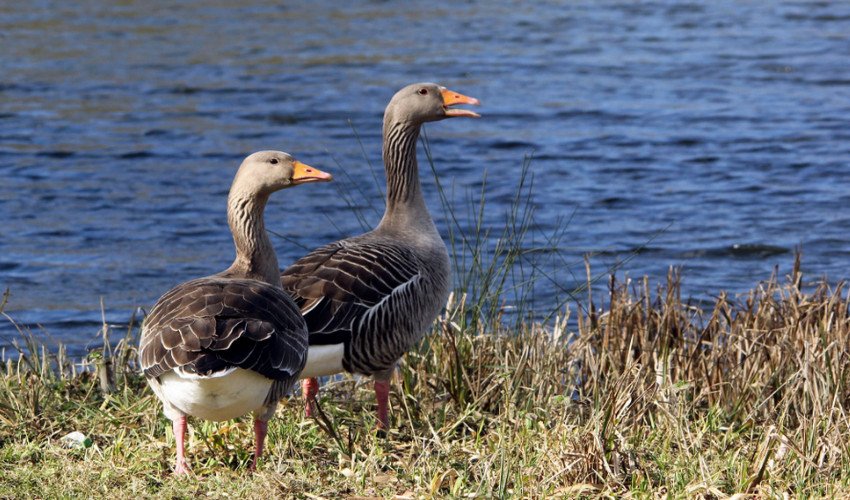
139,277,308,389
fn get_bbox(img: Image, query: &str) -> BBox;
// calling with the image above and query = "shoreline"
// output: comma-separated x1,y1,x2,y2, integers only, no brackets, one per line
3,256,849,496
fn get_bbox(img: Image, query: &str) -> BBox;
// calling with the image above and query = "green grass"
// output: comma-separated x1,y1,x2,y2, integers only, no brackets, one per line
3,257,850,498
3,145,850,497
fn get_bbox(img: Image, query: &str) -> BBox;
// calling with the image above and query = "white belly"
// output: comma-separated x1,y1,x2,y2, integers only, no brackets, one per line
158,368,272,421
300,343,345,378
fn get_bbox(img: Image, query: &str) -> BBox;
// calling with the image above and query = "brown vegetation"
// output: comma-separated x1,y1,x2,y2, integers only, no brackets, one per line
2,255,849,497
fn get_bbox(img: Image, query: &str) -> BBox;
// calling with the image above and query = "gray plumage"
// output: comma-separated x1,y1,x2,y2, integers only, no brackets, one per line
139,276,307,408
136,151,332,473
282,83,479,381
281,233,449,375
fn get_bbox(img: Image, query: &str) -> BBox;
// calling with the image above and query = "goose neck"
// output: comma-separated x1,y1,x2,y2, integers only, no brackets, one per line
379,119,430,229
224,191,280,284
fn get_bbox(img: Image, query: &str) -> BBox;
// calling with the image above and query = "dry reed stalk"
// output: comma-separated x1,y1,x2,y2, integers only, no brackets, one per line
2,258,850,495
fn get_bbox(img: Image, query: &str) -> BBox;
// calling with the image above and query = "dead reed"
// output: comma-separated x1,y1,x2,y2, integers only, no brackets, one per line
2,146,848,496
3,254,849,497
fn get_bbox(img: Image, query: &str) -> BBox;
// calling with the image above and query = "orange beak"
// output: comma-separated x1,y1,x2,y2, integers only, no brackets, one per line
441,88,481,118
291,161,333,184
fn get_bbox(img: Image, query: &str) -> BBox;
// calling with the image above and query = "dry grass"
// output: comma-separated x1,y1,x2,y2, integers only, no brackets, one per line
2,255,850,498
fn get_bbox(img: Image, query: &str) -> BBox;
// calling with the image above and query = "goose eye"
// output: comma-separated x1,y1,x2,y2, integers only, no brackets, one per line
418,88,428,95
270,158,279,165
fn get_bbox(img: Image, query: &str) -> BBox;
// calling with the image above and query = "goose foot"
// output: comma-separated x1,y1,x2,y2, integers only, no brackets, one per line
174,461,191,476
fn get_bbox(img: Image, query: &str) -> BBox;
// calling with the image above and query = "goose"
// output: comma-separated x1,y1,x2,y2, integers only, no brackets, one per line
281,83,480,430
139,151,332,474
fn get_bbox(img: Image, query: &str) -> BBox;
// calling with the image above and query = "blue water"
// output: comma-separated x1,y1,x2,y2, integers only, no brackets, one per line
2,1,849,355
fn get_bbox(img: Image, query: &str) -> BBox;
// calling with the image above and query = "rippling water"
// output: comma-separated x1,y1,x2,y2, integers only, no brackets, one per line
2,1,849,354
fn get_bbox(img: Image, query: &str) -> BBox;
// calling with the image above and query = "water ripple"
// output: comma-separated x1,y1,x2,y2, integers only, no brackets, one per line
1,0,849,354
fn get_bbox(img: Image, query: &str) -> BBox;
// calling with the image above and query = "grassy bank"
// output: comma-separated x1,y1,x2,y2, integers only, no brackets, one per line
2,255,850,498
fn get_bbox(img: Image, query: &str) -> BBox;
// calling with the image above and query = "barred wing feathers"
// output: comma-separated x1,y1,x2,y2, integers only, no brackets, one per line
139,277,308,388
280,239,421,346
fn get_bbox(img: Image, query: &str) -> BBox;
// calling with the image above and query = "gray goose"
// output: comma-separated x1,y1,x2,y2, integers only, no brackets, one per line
139,151,332,474
280,83,480,429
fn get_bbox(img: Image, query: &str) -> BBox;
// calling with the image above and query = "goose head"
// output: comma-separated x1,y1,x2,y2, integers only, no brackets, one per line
386,82,480,125
232,150,333,195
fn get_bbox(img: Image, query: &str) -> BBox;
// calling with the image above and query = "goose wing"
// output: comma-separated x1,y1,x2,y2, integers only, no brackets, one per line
280,239,421,345
139,277,308,383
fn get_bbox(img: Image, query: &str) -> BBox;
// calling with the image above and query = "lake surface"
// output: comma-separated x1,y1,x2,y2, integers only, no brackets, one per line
2,1,849,355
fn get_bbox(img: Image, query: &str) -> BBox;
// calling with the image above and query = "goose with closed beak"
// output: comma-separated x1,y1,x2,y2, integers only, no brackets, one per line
139,151,332,474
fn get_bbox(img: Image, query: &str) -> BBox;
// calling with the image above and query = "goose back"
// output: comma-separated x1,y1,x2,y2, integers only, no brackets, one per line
140,276,308,406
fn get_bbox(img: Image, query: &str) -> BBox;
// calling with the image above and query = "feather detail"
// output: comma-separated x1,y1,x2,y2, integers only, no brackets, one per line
140,277,307,391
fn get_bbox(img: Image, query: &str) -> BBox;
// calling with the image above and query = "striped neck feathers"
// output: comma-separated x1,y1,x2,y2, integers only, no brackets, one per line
223,190,280,285
379,119,431,229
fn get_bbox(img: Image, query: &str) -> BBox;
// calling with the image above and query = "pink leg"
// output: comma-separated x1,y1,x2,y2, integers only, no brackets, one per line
173,415,190,475
302,377,319,418
374,378,391,431
249,418,268,471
